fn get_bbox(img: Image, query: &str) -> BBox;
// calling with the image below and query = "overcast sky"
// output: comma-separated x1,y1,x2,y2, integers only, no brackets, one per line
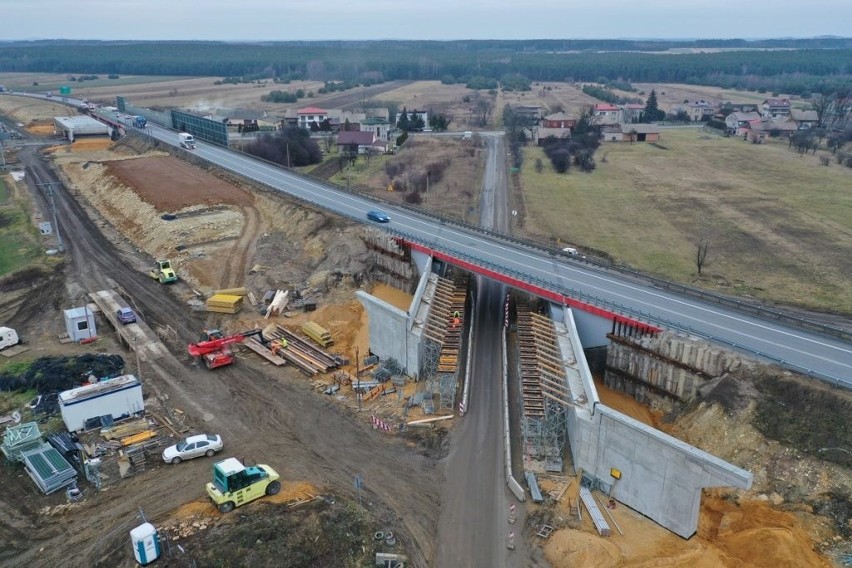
1,0,850,41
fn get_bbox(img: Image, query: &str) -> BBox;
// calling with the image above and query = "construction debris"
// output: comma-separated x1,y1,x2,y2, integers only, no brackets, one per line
264,290,289,318
596,494,624,536
100,418,152,441
1,421,43,462
406,415,453,426
537,525,554,539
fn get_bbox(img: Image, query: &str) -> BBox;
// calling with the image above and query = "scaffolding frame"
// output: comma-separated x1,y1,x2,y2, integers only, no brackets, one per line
515,298,572,469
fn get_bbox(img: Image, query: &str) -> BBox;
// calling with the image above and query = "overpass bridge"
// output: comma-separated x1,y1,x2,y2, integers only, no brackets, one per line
118,122,851,388
6,90,849,386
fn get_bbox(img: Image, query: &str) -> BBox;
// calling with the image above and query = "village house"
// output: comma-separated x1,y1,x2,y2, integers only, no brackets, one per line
359,117,393,142
761,98,791,119
534,111,576,145
396,108,429,128
789,109,819,130
541,111,577,129
620,103,645,123
337,130,387,154
674,100,718,122
593,103,622,125
296,107,330,130
745,117,798,142
725,111,762,136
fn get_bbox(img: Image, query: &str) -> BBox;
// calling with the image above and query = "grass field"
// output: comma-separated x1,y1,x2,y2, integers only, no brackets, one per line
518,129,852,313
0,178,43,277
0,73,187,93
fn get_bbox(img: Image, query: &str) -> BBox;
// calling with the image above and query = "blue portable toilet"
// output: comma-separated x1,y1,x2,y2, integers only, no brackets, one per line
130,522,160,565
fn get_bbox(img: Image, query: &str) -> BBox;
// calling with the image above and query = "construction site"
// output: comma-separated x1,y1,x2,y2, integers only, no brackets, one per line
0,90,850,568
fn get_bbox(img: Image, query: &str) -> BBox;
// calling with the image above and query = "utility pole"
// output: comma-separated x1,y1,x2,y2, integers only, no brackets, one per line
36,182,65,252
355,346,361,413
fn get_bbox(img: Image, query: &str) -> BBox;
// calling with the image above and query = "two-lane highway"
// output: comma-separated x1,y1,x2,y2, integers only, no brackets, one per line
135,123,852,386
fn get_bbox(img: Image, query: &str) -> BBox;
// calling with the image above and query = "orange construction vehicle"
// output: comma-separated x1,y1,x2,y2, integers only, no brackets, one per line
188,328,262,370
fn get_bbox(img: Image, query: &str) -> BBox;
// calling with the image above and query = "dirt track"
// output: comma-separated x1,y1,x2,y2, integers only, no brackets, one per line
1,141,441,567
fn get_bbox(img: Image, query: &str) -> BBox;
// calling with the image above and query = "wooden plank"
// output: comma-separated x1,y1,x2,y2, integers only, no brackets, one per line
120,430,157,447
244,338,287,366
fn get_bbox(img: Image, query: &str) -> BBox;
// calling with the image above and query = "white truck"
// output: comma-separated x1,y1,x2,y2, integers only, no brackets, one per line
0,327,20,350
59,374,144,432
178,132,196,149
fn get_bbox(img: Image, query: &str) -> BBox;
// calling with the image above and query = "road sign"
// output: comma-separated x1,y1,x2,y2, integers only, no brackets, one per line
59,86,71,95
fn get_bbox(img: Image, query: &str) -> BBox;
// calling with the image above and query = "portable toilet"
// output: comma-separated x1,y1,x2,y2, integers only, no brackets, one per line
130,522,160,565
63,306,97,343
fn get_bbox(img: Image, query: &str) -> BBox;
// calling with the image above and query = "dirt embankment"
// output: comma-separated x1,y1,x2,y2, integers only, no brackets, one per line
53,145,373,296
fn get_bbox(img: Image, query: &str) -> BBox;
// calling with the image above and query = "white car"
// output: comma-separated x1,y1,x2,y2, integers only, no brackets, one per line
162,434,223,464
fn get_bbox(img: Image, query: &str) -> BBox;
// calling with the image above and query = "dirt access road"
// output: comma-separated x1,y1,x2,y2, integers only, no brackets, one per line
4,143,442,567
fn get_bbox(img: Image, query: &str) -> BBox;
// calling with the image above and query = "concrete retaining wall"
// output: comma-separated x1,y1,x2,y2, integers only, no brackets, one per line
561,311,752,538
605,332,749,401
598,406,751,537
356,291,418,376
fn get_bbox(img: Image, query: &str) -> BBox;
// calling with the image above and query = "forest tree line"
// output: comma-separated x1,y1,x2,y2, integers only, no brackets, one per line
1,39,850,96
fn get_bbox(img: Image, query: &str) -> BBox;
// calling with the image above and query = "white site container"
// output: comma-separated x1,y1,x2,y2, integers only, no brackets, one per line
59,375,144,432
0,326,19,350
130,522,160,565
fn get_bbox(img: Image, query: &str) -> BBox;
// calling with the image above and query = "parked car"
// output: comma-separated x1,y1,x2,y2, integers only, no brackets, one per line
116,307,137,324
367,210,390,223
162,434,223,465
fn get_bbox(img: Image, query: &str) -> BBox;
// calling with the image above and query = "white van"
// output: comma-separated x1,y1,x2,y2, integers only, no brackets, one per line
0,327,20,350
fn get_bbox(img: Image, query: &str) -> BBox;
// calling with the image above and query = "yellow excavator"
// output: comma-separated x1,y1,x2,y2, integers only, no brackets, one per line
149,259,178,284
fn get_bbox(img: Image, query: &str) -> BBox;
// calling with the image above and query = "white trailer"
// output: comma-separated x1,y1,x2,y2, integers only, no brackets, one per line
59,375,144,432
0,326,20,350
178,132,196,149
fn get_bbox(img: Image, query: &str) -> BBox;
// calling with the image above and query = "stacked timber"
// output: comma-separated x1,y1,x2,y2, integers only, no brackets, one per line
207,294,242,314
302,321,333,347
262,325,341,376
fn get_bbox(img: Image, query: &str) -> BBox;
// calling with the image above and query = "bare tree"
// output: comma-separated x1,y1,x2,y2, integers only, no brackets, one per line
694,219,714,276
811,94,834,128
696,236,710,275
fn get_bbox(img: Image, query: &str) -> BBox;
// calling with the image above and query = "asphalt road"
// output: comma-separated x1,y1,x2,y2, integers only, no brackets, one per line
436,133,530,567
130,121,852,387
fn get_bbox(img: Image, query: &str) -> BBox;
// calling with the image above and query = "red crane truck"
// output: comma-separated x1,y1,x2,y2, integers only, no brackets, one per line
187,328,262,370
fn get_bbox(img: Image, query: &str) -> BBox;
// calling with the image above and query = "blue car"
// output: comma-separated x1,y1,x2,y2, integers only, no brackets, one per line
367,210,390,223
116,307,137,324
